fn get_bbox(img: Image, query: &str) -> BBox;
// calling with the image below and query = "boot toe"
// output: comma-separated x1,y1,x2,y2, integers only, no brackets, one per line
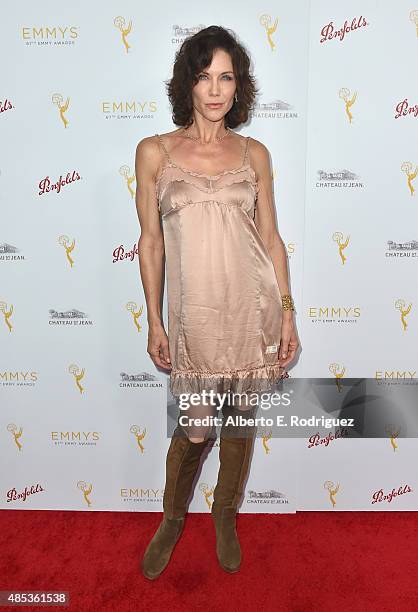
141,518,184,579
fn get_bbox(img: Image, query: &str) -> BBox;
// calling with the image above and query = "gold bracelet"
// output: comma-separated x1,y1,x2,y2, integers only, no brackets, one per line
281,294,295,311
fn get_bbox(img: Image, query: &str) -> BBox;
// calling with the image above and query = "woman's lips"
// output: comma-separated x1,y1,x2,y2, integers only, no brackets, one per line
206,103,223,108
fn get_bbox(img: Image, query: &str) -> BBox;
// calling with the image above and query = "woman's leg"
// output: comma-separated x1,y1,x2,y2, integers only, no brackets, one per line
176,394,219,442
211,389,259,572
141,393,216,579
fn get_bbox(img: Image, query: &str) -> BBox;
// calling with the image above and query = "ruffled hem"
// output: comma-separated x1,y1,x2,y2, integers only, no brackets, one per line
169,362,289,398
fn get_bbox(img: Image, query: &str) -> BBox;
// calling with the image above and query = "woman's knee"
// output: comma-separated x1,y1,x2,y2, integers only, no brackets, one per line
188,436,206,443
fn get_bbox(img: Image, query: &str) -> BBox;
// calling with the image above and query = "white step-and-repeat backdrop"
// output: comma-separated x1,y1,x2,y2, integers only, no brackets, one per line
1,1,417,513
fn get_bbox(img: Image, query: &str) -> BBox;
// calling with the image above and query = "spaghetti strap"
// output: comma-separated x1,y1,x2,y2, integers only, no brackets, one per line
243,136,250,165
155,133,173,164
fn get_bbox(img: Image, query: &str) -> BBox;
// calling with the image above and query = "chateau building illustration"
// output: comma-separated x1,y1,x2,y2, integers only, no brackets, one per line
248,489,286,499
387,240,418,250
0,243,20,253
253,99,293,111
48,309,87,319
317,170,359,181
120,372,158,382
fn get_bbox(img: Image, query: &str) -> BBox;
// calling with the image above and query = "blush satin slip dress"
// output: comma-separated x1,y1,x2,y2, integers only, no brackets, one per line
155,133,288,398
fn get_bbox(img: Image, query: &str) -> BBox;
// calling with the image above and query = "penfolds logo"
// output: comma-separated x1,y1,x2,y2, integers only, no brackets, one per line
394,98,418,119
7,483,45,503
371,484,413,504
38,170,81,196
307,427,349,448
112,242,138,263
320,15,368,44
1,98,13,114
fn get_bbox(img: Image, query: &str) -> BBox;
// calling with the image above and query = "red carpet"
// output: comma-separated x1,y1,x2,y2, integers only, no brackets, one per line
1,509,417,611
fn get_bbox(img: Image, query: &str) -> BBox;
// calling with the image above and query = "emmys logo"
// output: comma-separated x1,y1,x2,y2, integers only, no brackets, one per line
126,302,144,332
119,165,136,198
38,170,81,196
324,480,340,508
394,299,412,331
0,243,25,262
316,169,364,189
261,430,272,454
199,483,214,509
308,428,349,449
329,363,346,392
101,100,157,120
0,301,14,332
0,371,38,388
339,87,357,123
112,243,138,263
51,431,100,446
6,484,45,503
130,425,147,453
52,93,70,127
251,99,298,120
372,484,413,505
375,370,416,386
21,26,79,45
120,487,164,503
332,231,350,265
7,423,23,451
386,240,418,258
320,15,368,44
385,423,400,452
58,235,76,267
409,10,418,36
114,16,132,53
259,14,278,51
401,162,417,196
77,480,93,507
68,363,86,394
1,98,13,114
394,98,418,119
308,306,361,325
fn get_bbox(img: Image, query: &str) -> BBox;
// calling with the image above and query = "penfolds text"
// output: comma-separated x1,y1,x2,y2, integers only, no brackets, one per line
38,170,81,195
320,16,368,44
371,484,412,504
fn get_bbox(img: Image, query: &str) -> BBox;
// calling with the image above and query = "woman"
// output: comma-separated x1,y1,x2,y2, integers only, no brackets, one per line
135,25,299,579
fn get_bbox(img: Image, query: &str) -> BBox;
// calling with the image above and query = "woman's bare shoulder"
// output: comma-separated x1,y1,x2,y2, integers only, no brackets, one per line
158,128,184,138
247,136,271,176
134,136,166,184
136,129,183,160
247,135,269,157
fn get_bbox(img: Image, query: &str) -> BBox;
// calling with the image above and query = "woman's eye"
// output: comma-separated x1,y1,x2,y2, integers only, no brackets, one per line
197,74,233,81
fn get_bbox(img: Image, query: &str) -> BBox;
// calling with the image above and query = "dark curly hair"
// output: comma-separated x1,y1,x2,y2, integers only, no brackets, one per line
166,25,258,129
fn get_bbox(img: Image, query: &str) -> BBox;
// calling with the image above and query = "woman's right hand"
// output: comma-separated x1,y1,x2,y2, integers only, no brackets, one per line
147,323,172,371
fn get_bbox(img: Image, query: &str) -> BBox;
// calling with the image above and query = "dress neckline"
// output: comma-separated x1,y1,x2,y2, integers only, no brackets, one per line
155,162,257,191
155,133,252,180
163,161,252,180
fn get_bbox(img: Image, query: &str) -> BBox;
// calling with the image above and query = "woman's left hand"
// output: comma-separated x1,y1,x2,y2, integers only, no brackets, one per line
278,312,299,369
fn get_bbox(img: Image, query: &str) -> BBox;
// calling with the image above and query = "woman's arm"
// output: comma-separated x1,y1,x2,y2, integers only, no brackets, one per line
135,136,171,370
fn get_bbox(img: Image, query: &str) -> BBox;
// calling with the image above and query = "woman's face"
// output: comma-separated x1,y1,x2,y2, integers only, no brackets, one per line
191,48,236,123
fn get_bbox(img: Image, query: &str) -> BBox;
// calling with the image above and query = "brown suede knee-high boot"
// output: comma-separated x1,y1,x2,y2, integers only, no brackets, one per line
211,403,257,573
141,424,212,580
